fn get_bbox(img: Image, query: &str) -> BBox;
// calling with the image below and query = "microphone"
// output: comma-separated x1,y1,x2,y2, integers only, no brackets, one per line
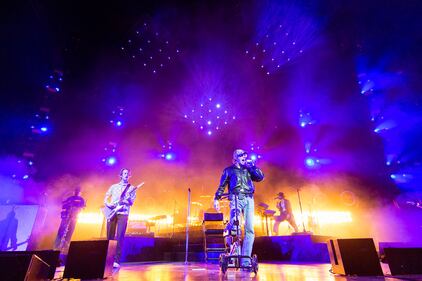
245,159,255,167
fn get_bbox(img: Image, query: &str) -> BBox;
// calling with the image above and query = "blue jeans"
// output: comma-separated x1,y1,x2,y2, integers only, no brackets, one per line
227,195,255,265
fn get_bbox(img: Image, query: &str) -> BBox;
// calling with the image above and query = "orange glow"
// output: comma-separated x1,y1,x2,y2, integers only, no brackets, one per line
253,210,351,228
294,211,353,225
77,211,103,224
77,210,351,227
77,211,173,225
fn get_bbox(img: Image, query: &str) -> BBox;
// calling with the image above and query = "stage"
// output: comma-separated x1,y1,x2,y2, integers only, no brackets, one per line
120,234,331,263
53,261,422,281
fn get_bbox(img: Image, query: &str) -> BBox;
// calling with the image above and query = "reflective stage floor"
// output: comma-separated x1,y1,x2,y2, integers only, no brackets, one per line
55,262,422,281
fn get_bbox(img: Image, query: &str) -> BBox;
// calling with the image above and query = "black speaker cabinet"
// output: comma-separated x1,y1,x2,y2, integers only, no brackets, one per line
2,250,60,279
0,253,50,281
63,240,117,279
384,247,422,275
327,238,383,276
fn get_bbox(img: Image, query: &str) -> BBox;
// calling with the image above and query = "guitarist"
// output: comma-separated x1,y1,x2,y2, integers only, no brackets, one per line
104,168,143,268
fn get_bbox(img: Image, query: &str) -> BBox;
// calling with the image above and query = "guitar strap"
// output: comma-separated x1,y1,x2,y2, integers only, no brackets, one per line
119,183,131,201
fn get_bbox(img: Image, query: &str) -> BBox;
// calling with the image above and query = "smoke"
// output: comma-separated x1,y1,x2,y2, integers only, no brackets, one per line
3,0,418,247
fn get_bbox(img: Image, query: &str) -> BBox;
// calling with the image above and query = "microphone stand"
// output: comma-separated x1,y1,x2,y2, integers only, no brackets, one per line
185,188,191,265
171,200,176,238
296,187,307,233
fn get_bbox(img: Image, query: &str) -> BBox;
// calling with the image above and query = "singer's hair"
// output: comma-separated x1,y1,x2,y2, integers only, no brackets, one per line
119,168,131,177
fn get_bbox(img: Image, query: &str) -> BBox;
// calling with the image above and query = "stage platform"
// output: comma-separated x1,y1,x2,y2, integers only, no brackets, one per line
53,261,422,281
121,234,331,263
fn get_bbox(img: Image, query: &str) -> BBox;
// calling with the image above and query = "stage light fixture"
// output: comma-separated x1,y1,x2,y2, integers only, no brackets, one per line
45,70,63,94
105,156,117,166
110,107,125,128
249,143,263,160
305,157,316,167
183,97,236,136
165,153,173,160
299,110,316,128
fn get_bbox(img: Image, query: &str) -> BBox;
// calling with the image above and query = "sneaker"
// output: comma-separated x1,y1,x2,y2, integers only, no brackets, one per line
113,262,120,268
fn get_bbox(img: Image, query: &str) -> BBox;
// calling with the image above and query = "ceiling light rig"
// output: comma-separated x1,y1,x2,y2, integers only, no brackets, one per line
45,70,63,94
160,141,176,161
249,143,263,161
245,4,318,76
183,97,236,136
245,24,308,76
110,106,125,128
120,22,181,74
14,70,64,182
102,142,118,167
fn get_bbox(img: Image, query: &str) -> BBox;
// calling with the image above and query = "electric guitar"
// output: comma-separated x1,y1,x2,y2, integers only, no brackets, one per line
102,182,144,221
4,238,30,251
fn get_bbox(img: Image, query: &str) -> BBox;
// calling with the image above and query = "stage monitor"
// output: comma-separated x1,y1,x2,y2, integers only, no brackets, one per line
327,238,383,276
384,247,422,275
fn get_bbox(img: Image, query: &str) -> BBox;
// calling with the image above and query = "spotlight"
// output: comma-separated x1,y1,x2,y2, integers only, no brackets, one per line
160,140,176,161
45,70,63,94
390,173,413,184
305,142,311,154
299,111,316,128
373,120,397,133
105,156,117,166
305,157,316,168
248,143,263,160
102,142,118,166
164,153,175,161
110,107,125,128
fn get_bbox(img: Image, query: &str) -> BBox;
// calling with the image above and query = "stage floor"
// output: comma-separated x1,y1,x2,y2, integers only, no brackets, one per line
54,261,422,281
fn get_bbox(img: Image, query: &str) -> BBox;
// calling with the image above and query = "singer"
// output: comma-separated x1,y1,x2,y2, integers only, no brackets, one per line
214,149,264,269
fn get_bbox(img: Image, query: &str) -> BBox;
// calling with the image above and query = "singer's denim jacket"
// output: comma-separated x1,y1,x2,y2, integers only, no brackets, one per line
214,164,264,200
